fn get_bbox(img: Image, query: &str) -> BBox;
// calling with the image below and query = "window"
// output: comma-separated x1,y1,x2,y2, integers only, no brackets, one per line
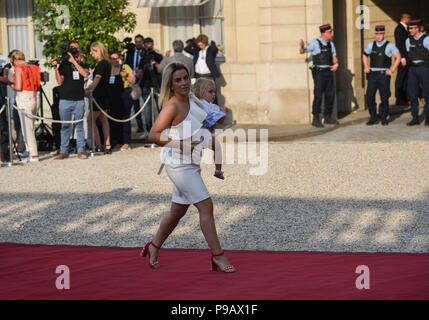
199,0,224,48
2,0,44,59
164,0,224,53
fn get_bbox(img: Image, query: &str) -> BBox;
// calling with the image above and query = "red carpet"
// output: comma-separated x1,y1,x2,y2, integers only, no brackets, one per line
0,243,428,300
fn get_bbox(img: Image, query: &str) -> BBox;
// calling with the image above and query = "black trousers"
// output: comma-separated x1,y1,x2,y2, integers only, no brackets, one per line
312,69,335,116
133,98,143,131
0,100,8,161
366,73,391,117
408,66,429,117
121,87,133,145
109,87,134,146
395,64,409,103
51,87,61,150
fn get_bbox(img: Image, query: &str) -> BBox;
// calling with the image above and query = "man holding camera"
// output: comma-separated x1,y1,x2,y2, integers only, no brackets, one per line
136,37,163,138
52,41,90,159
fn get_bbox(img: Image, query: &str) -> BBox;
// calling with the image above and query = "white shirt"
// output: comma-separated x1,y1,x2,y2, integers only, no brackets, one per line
195,48,211,75
133,49,141,71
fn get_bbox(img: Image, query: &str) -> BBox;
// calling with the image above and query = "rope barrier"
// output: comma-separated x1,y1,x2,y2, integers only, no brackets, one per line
12,104,85,124
91,94,151,123
10,93,151,125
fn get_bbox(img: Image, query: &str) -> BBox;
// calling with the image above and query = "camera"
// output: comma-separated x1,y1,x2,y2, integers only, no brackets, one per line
123,37,135,52
28,60,50,83
59,43,79,63
140,47,156,67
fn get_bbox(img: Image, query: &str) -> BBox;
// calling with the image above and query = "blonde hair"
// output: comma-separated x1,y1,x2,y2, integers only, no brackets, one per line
90,42,110,62
10,50,25,62
192,78,216,100
158,62,190,108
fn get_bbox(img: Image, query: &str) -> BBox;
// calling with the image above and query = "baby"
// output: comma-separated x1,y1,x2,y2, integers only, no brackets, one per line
192,78,227,130
191,78,227,180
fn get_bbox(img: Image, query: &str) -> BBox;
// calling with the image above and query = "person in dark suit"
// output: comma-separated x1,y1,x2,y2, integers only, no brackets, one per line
394,13,411,106
184,34,221,81
124,34,145,132
0,63,11,162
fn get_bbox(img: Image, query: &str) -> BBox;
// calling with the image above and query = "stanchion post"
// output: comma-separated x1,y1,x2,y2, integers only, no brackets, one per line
6,97,13,166
151,88,156,128
150,88,157,148
89,96,96,157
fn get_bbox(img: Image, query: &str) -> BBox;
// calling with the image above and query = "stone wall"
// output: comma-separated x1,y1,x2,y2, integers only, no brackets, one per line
221,0,334,124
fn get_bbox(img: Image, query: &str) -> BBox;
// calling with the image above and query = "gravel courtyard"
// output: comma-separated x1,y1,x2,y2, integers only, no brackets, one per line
1,114,428,253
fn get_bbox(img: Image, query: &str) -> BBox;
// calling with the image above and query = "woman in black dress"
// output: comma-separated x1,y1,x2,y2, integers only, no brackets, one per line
108,51,136,150
85,42,112,154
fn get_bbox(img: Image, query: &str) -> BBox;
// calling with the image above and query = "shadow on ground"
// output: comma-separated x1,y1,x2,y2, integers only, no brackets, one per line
0,189,428,253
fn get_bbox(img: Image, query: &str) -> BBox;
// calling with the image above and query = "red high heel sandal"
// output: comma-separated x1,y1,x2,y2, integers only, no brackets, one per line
140,242,160,269
211,252,236,273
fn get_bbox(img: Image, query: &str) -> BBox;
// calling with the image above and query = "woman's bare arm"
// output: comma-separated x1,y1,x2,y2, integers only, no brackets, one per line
85,74,101,95
11,67,22,91
149,101,182,149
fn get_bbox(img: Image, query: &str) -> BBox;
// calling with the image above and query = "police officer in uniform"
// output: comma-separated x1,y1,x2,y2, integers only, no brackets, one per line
300,24,339,128
404,19,429,126
363,25,401,126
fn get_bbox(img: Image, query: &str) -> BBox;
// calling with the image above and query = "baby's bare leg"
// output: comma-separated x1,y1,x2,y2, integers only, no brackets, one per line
211,136,222,170
211,136,224,179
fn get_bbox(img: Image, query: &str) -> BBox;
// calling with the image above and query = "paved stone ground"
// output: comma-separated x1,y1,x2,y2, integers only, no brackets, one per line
299,112,429,143
0,113,428,254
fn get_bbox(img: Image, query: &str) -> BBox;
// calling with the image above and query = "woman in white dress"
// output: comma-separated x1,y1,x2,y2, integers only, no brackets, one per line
142,62,235,273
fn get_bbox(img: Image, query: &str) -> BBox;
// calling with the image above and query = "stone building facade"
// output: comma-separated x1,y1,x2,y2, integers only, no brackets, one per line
1,0,428,124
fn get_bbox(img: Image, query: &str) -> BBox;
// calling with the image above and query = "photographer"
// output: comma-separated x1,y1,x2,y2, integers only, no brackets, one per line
124,34,145,133
0,59,11,162
136,37,163,137
52,41,90,160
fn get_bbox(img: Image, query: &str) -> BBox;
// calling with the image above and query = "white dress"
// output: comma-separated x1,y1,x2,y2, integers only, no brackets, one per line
161,96,213,205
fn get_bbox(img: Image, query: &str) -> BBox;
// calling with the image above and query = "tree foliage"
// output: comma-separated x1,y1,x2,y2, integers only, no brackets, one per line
32,0,136,67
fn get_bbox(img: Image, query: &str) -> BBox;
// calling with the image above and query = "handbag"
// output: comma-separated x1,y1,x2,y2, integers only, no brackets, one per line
121,63,142,101
130,79,142,101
